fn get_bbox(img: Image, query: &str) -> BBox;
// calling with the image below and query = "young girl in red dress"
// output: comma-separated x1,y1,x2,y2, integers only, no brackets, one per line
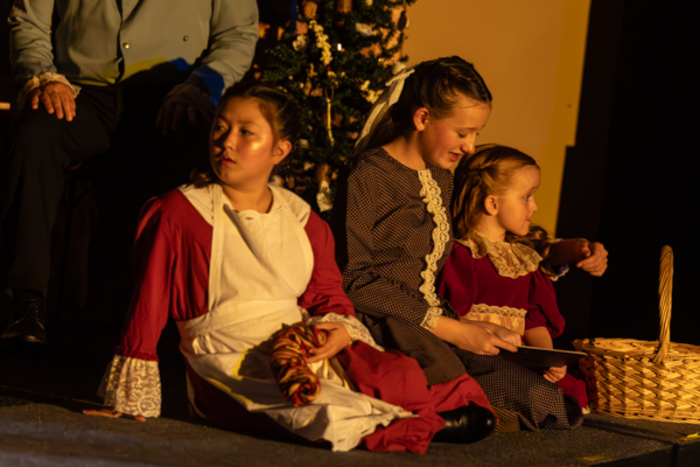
83,82,498,452
439,144,608,408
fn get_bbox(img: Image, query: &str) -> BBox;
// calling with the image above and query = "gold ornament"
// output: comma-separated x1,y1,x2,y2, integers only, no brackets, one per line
324,87,335,146
315,164,330,184
336,0,352,14
308,63,317,77
259,22,271,39
303,1,317,19
315,164,333,212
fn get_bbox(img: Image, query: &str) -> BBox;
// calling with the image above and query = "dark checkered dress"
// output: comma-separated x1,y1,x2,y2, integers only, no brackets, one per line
333,148,582,430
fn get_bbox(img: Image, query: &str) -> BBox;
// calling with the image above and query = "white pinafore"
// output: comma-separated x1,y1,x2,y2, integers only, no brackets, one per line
178,184,410,452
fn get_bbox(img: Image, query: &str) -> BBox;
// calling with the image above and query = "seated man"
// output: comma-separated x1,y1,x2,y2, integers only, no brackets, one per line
0,0,259,345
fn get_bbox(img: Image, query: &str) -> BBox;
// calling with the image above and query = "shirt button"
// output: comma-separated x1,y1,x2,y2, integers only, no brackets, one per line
183,36,189,41
123,43,130,49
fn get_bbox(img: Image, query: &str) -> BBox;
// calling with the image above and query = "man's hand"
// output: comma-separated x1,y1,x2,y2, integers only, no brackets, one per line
156,83,215,135
30,82,76,121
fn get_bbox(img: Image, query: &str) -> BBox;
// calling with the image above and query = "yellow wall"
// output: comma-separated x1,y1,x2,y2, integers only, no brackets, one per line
404,0,590,235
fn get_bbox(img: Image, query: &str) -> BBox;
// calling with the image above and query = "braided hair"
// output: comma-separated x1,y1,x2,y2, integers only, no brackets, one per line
191,81,302,188
359,56,492,153
452,144,556,263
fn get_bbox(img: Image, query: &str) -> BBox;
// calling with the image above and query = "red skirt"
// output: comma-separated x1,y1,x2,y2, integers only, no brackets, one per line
188,341,493,453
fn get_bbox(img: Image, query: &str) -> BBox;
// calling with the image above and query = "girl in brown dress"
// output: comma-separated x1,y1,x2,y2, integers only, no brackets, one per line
334,56,585,431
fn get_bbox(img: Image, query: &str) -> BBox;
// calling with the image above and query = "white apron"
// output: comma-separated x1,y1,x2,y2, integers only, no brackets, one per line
178,184,409,452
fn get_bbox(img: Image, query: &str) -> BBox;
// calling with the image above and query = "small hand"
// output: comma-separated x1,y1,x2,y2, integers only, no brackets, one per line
305,322,352,363
543,365,567,383
29,82,76,121
83,407,146,423
156,83,214,135
576,241,608,277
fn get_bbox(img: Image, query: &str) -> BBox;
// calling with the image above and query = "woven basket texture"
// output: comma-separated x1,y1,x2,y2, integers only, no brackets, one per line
579,246,700,424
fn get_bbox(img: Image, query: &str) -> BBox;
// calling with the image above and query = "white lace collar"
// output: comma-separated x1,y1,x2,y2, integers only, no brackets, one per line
456,231,541,279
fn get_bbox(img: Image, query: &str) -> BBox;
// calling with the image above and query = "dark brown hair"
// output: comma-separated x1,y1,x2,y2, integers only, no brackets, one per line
191,81,302,187
357,56,492,154
452,144,556,264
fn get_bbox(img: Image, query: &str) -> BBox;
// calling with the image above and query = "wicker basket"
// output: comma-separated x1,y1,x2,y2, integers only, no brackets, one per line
578,246,700,424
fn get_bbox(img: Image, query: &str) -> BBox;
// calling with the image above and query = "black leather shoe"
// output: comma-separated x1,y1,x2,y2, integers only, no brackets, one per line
1,298,48,345
433,404,497,444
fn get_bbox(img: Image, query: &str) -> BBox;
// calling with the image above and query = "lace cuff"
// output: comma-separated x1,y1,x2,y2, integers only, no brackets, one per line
539,237,566,280
98,354,162,418
546,264,570,281
24,72,81,98
307,313,384,351
420,306,443,330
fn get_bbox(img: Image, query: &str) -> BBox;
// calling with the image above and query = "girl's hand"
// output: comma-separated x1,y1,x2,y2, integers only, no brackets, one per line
434,318,519,355
83,408,146,423
306,322,352,363
576,241,608,277
472,321,523,347
543,365,567,383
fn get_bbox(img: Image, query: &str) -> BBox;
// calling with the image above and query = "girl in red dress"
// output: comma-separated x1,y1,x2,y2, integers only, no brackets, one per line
440,144,608,408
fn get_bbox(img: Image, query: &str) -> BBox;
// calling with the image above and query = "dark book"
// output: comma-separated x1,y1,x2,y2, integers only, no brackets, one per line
499,345,586,372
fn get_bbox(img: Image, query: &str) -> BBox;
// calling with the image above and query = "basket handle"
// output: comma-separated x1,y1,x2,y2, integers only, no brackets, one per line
652,246,673,364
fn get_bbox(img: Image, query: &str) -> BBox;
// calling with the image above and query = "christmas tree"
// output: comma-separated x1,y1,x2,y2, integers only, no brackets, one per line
254,0,416,214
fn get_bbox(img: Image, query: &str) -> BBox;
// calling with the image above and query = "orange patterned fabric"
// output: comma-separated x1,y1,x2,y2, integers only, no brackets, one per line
270,323,329,406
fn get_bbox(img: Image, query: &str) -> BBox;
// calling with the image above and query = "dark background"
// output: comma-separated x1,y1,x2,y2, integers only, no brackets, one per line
554,0,700,348
1,0,698,346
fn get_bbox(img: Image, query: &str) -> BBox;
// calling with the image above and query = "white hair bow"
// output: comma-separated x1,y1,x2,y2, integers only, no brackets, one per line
354,63,415,154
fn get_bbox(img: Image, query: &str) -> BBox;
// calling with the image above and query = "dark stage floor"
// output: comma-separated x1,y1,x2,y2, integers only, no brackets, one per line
1,322,700,467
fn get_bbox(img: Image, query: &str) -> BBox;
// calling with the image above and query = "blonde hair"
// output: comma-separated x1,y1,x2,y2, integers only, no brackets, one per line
452,144,556,263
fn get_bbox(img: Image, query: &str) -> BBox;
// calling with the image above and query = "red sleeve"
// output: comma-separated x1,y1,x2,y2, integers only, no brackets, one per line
438,242,478,317
298,210,356,318
115,190,212,360
115,197,174,361
525,269,565,338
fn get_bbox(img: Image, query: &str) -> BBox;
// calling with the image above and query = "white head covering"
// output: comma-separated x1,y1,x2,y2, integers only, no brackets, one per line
354,62,415,155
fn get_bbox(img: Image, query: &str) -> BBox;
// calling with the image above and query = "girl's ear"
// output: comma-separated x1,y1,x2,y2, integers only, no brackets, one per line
484,195,499,216
413,107,430,131
273,139,293,165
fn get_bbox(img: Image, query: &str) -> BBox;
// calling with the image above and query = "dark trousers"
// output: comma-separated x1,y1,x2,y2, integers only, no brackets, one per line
1,77,209,298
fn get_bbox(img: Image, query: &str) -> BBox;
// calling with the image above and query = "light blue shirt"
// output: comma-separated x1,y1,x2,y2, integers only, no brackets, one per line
9,0,259,99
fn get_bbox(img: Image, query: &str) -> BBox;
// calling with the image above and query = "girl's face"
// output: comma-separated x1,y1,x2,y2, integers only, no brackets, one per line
494,165,540,237
209,96,288,192
416,98,491,170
